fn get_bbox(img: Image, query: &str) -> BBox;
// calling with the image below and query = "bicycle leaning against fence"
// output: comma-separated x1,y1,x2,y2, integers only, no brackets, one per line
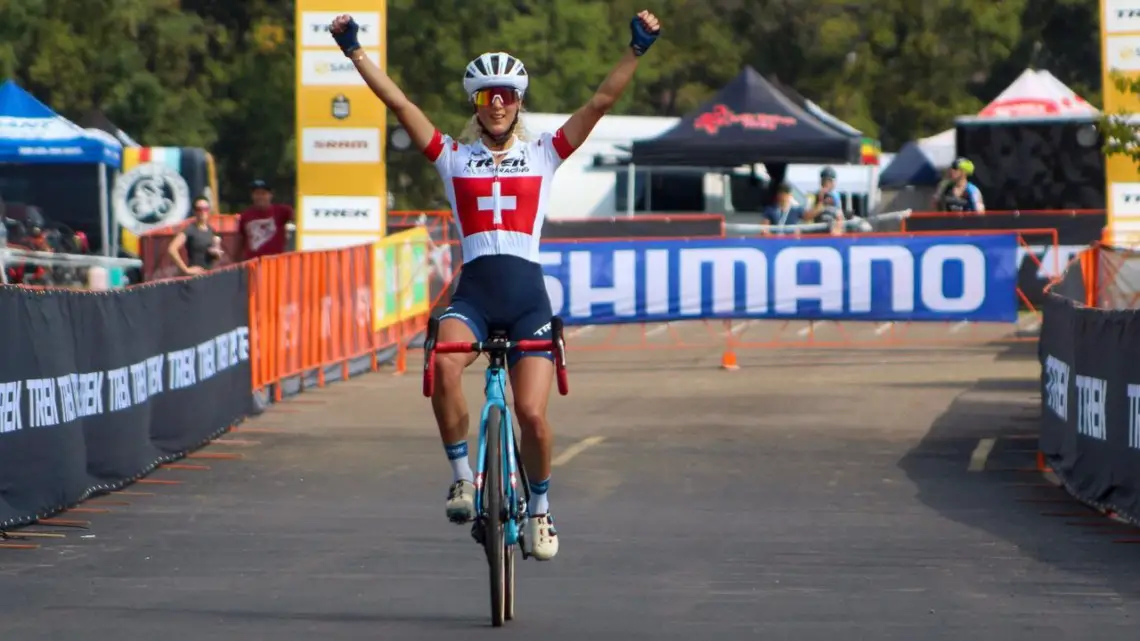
422,314,570,627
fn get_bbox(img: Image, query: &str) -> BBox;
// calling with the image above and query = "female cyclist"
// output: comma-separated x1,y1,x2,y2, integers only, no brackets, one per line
330,10,661,562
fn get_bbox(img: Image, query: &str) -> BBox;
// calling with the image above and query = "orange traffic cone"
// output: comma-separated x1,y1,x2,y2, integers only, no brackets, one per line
720,349,739,371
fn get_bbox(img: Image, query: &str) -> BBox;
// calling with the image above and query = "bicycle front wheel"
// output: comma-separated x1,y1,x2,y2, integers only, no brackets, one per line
485,405,506,627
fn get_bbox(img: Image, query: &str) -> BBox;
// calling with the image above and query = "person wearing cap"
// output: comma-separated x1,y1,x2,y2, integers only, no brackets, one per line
761,183,806,231
933,158,985,213
237,179,294,261
810,167,846,218
808,166,848,234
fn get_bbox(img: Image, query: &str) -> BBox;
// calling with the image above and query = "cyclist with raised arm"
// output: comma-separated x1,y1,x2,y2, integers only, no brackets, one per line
330,11,661,561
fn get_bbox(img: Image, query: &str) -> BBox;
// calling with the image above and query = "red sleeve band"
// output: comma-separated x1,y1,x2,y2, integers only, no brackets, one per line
552,128,577,160
423,130,445,162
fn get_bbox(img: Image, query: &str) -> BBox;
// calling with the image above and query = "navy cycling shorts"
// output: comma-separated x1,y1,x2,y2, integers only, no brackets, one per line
439,255,553,366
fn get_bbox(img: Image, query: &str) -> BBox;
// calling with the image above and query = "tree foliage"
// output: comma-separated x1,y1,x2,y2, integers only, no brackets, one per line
0,0,1104,210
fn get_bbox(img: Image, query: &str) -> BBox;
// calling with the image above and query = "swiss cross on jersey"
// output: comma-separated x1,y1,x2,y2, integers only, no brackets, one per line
452,176,543,235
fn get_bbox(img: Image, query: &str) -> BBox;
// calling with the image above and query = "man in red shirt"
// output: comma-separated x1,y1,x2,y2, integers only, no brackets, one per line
237,179,294,261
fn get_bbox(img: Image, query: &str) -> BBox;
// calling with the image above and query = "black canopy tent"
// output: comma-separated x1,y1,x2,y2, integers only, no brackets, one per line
629,66,868,167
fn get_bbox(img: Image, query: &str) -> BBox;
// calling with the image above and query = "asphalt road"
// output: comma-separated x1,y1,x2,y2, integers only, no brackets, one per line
2,323,1139,641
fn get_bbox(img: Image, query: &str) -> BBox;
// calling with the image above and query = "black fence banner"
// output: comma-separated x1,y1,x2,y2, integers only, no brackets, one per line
1040,287,1140,522
0,268,254,528
906,212,1104,307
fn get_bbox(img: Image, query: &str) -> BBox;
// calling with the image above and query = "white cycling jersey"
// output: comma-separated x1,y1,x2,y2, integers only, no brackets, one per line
424,127,577,264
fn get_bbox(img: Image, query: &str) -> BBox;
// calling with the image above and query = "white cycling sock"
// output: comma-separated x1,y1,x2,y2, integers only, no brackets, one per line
528,478,550,515
444,441,474,483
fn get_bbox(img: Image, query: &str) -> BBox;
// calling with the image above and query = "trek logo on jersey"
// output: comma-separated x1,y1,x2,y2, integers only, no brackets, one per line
465,155,530,175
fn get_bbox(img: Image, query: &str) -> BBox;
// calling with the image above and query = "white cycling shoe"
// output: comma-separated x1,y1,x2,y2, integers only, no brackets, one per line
523,513,559,561
445,479,476,523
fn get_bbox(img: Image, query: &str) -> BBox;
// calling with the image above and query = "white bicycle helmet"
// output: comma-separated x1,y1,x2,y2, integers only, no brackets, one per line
463,52,529,98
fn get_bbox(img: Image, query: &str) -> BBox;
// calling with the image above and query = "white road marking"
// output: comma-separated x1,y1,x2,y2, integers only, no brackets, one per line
874,322,895,336
950,320,970,333
568,325,594,338
796,321,828,336
552,436,606,467
730,321,752,335
646,323,670,337
968,438,996,472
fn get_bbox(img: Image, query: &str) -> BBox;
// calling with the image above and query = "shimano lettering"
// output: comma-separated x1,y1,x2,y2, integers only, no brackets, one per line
920,245,985,312
848,245,914,312
773,246,844,314
540,238,1005,321
568,250,637,317
679,248,767,316
315,209,368,217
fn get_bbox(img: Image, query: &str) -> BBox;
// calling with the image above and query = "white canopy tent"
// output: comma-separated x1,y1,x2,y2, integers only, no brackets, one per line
879,69,1098,188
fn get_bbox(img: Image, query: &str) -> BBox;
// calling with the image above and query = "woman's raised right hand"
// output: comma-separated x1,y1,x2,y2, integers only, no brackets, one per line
329,14,362,57
330,14,353,34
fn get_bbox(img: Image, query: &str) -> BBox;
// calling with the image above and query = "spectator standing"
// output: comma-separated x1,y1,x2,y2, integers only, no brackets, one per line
810,166,849,235
934,158,985,213
810,166,846,220
237,179,294,261
168,197,223,276
762,183,806,231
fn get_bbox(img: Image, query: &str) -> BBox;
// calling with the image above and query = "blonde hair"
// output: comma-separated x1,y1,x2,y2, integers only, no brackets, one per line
458,107,531,145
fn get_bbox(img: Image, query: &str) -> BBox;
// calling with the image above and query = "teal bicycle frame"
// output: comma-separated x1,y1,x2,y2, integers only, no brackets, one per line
476,359,526,545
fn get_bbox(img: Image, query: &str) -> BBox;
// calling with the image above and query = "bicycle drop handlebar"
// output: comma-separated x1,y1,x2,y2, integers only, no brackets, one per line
421,317,570,398
434,339,555,354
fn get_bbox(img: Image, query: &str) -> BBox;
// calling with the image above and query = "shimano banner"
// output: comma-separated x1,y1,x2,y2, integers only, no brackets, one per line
539,233,1019,324
0,269,254,528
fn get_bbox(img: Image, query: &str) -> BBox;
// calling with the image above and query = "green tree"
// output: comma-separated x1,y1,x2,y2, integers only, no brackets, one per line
726,0,1030,148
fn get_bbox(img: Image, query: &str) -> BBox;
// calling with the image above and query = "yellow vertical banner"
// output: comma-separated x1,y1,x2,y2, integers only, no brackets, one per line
1102,1,1140,244
295,0,387,252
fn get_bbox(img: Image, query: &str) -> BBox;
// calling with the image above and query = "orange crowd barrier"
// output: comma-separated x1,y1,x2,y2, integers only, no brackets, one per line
245,235,432,401
1067,241,1140,311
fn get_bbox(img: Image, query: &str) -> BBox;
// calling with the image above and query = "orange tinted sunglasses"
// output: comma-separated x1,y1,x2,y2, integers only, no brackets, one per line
472,87,520,107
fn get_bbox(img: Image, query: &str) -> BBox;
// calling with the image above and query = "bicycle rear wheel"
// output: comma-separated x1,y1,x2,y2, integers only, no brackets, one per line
485,405,506,627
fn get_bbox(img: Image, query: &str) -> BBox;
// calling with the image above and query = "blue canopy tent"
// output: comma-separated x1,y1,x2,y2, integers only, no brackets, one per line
0,79,123,256
877,129,955,189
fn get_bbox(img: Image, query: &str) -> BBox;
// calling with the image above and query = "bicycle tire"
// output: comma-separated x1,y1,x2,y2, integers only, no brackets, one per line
505,532,516,620
505,422,523,620
486,405,506,627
